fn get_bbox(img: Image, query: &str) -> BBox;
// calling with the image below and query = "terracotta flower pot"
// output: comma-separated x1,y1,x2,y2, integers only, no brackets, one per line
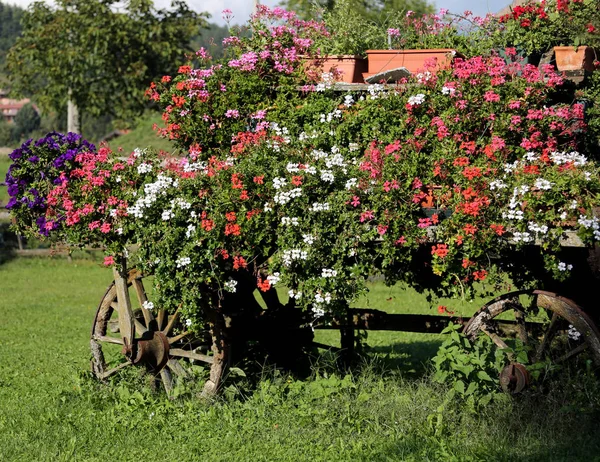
554,46,597,72
364,49,462,80
303,55,368,83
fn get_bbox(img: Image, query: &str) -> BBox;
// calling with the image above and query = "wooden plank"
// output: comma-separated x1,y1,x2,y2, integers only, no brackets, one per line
170,348,214,364
113,265,135,352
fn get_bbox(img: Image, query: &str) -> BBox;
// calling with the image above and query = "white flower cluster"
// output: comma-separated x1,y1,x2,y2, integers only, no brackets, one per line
273,177,287,189
321,268,337,278
315,292,332,304
319,109,343,123
312,306,325,317
578,215,600,240
182,160,208,173
503,195,524,221
185,224,196,238
282,249,308,266
550,151,587,166
132,147,144,158
302,234,315,245
325,153,346,170
224,279,238,293
367,84,385,98
286,163,301,173
503,161,519,173
523,151,539,162
557,262,573,272
320,170,335,183
348,143,360,152
315,72,334,92
288,289,302,300
534,178,553,190
281,217,300,226
161,209,174,221
345,178,358,190
267,272,280,286
567,324,581,341
172,198,192,209
441,86,455,96
343,94,354,107
415,72,433,83
511,231,533,243
489,179,508,190
137,163,153,174
274,188,302,205
310,202,330,212
528,222,548,234
142,301,154,311
127,174,178,219
407,93,426,106
299,130,319,142
176,256,191,268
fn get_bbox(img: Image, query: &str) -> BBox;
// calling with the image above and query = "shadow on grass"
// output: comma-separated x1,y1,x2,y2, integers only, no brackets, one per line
361,339,443,378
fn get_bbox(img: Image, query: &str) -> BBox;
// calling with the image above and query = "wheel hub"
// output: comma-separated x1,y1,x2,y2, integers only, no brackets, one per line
128,331,170,371
499,362,530,394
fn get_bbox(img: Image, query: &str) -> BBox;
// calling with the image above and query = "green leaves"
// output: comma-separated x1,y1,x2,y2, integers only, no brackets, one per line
7,0,206,124
433,322,503,407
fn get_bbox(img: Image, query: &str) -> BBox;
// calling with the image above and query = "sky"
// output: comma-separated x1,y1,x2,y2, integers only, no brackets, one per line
4,0,511,25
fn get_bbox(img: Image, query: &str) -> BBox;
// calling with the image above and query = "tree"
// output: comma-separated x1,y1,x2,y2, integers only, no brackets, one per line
7,0,207,132
13,102,41,140
278,0,433,22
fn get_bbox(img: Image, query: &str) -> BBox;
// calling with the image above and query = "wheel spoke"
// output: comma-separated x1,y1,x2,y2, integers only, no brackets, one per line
92,335,123,345
160,368,174,395
163,307,181,336
167,359,190,378
481,325,510,350
555,342,589,364
99,360,132,380
134,317,147,336
170,348,214,364
514,308,528,345
533,312,560,363
157,309,166,331
133,278,154,325
168,331,191,345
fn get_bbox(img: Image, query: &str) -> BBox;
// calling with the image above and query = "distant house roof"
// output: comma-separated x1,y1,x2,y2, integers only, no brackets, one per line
0,98,40,121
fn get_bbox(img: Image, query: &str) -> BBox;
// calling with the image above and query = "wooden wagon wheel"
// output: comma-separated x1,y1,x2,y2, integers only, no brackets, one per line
90,269,213,395
463,289,600,393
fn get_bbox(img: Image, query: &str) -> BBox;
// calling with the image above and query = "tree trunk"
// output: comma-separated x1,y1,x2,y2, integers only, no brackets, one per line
67,88,80,134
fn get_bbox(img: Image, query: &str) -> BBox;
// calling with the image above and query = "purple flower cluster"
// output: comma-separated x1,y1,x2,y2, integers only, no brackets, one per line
5,132,95,236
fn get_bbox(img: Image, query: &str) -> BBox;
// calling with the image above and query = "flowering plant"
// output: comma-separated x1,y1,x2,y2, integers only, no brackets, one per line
494,0,600,55
134,48,600,330
386,9,486,54
5,133,166,260
147,5,327,153
5,133,96,237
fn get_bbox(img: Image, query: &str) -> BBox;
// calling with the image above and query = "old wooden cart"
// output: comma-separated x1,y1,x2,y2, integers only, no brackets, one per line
90,229,600,396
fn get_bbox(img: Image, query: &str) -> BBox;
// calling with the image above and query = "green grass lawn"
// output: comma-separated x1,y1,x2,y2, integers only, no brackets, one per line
1,256,600,461
106,115,180,155
1,155,10,207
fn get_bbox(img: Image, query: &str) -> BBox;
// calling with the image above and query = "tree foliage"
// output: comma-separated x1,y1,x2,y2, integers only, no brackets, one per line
278,0,433,22
7,0,207,124
13,102,41,139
